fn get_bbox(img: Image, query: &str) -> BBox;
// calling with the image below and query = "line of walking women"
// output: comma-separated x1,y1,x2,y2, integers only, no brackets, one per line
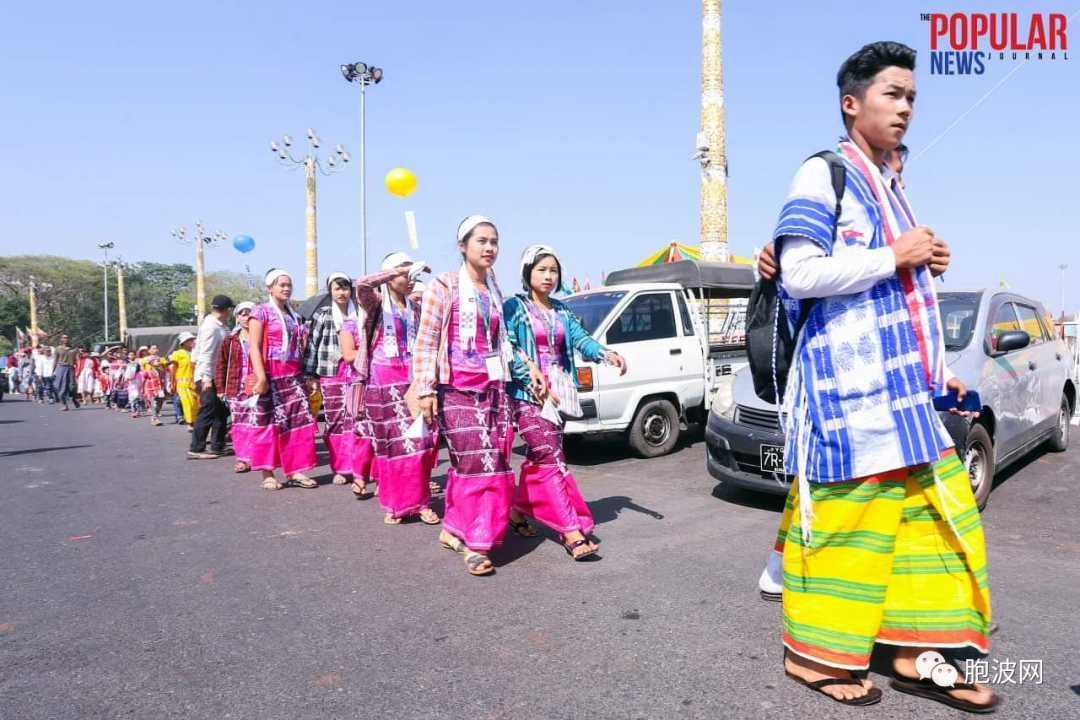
217,214,625,576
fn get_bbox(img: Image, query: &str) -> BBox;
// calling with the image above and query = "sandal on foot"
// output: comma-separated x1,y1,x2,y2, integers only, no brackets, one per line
419,509,440,525
332,474,348,485
439,533,466,554
187,451,219,460
890,675,999,714
262,478,284,491
233,461,251,473
286,475,318,489
508,517,538,537
786,672,882,706
351,480,368,498
384,514,403,525
562,537,598,561
463,551,494,576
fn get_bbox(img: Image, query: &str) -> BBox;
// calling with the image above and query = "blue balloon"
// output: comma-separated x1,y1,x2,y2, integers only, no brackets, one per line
232,235,255,253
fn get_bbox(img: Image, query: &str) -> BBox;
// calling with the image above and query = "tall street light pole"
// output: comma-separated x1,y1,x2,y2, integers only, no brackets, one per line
28,276,39,348
116,258,128,343
172,221,226,324
698,0,728,263
1059,264,1069,320
269,129,350,298
97,242,114,342
340,61,384,275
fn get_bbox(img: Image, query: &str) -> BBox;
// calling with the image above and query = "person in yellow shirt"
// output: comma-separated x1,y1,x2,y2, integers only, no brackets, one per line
168,333,199,427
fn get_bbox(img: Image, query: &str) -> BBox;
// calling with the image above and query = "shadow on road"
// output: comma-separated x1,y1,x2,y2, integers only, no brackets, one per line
990,445,1053,492
0,420,24,425
0,444,93,458
710,480,787,513
560,423,708,466
589,495,665,524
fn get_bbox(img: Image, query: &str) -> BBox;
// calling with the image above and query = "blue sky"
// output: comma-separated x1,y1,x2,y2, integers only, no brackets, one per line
1,2,1076,312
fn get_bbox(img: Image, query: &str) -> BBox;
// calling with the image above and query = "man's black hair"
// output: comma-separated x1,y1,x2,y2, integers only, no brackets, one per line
837,42,916,126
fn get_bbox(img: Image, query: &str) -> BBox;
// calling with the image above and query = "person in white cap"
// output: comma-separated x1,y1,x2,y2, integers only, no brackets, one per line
503,244,627,560
409,215,523,576
303,273,362,486
246,269,319,490
346,252,439,524
168,333,199,427
217,301,257,472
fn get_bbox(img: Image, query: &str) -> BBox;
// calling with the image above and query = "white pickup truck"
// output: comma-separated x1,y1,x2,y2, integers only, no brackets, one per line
560,261,754,457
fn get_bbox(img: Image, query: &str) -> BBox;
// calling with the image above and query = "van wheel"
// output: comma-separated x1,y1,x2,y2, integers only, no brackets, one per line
1047,393,1071,453
629,398,679,458
965,423,994,511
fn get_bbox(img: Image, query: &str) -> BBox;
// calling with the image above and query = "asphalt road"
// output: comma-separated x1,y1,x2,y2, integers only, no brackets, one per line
1,397,1077,719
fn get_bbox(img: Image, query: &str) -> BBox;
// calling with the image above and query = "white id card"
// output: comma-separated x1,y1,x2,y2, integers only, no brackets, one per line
404,415,430,439
540,398,563,426
484,352,504,381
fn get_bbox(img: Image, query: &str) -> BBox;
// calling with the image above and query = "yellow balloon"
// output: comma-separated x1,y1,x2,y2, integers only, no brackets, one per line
385,167,417,197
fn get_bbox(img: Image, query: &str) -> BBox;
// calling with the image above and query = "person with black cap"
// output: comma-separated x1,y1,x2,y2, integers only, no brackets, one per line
188,294,234,459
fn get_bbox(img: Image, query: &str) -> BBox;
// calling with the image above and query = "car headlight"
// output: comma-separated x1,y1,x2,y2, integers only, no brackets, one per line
711,376,736,420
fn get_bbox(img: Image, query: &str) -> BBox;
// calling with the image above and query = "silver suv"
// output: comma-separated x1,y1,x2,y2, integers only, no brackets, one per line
706,288,1076,509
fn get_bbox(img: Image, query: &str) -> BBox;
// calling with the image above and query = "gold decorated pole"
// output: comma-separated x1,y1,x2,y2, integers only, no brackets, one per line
28,277,39,348
700,0,729,262
305,157,319,298
195,236,206,324
116,264,127,342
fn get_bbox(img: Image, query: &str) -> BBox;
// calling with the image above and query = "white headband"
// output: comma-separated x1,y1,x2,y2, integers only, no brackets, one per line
264,269,289,288
521,244,558,269
382,252,413,270
325,272,351,289
235,301,255,314
457,215,493,242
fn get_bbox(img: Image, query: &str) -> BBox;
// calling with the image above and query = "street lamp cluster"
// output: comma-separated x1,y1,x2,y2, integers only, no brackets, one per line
340,61,384,274
269,128,350,298
171,220,227,324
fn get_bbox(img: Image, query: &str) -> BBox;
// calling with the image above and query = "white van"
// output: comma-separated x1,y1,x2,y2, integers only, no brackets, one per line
560,261,754,457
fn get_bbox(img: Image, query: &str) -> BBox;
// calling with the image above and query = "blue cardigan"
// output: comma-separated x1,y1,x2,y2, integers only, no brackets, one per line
503,294,609,404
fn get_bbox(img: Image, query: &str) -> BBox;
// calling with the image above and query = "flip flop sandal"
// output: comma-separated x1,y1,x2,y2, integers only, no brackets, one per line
463,552,494,576
419,510,440,525
508,518,538,537
332,474,348,485
351,481,368,498
890,676,999,714
233,461,251,473
262,479,284,491
562,537,599,561
384,514,403,525
286,476,318,489
187,451,219,460
785,672,882,706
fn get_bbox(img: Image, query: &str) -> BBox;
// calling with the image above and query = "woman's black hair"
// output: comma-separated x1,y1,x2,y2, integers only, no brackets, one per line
522,252,562,293
328,277,352,292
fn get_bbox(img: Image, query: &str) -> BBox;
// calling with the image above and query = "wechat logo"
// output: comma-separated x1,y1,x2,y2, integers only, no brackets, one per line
915,650,959,687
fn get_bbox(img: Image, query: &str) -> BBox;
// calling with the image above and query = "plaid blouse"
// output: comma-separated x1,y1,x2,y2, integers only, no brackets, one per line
303,306,340,379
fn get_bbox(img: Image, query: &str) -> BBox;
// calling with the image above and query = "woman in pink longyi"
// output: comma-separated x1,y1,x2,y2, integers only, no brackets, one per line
504,245,627,560
354,253,440,527
411,216,546,577
247,269,318,490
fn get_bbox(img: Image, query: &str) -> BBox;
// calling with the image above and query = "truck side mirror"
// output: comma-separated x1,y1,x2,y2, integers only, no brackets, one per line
994,330,1030,354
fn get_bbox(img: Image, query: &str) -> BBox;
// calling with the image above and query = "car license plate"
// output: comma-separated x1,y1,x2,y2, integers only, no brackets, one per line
760,444,785,473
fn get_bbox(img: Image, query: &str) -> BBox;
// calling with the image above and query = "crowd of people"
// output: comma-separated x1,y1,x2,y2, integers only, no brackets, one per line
7,217,627,577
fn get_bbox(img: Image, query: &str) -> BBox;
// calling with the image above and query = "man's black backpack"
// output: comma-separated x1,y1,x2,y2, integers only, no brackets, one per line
746,151,846,405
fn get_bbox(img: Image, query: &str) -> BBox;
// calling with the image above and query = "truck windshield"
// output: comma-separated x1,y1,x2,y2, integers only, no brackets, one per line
563,291,627,335
938,292,981,350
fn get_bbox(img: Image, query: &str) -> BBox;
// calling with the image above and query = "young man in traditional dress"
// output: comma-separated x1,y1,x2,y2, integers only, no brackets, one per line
770,41,997,712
